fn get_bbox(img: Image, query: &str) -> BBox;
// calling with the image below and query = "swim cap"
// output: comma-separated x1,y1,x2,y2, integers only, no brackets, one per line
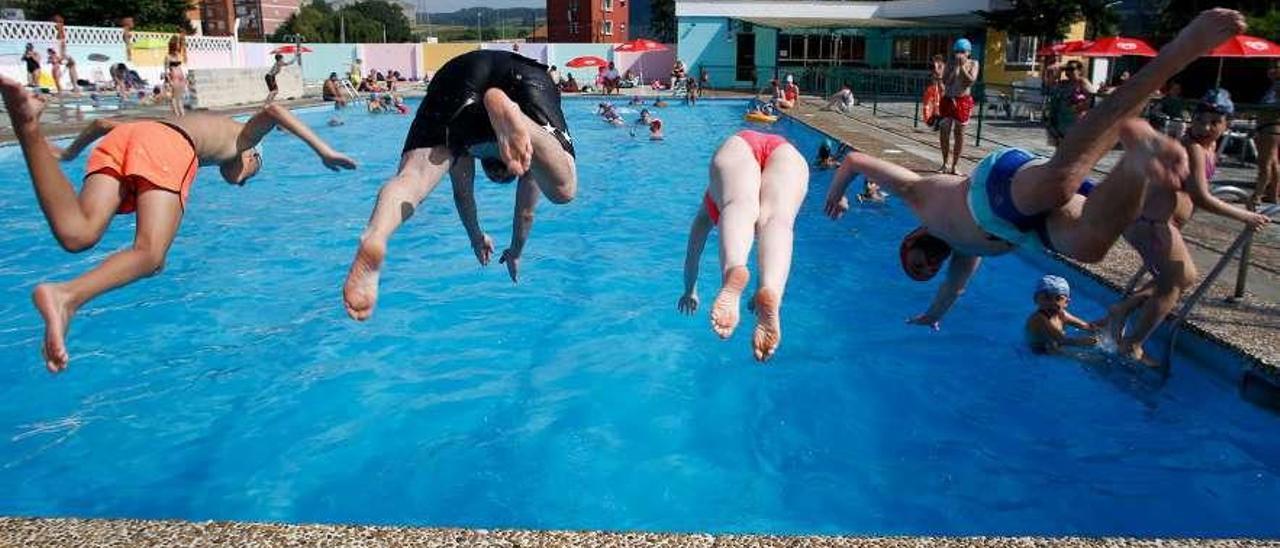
900,226,952,282
1197,88,1234,115
1036,275,1070,298
953,38,972,53
650,119,662,130
786,74,794,83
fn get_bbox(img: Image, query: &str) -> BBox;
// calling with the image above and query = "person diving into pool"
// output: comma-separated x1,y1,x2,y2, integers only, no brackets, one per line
342,49,577,322
678,130,809,362
822,8,1245,330
0,76,357,373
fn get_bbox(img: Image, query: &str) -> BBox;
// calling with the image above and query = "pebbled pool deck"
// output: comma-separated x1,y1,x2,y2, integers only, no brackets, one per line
788,97,1280,375
2,518,1278,547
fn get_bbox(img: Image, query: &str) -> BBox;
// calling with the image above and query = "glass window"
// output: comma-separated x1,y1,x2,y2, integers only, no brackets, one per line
1004,34,1037,69
603,0,613,11
779,33,866,66
603,20,613,35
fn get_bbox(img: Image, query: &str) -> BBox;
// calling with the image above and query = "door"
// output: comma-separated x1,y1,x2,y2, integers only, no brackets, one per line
735,33,755,83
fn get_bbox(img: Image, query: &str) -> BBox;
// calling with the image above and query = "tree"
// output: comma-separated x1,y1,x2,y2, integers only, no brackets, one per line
270,0,413,43
346,0,413,42
24,0,194,33
978,0,1084,42
1078,0,1119,39
650,0,675,42
1156,0,1276,40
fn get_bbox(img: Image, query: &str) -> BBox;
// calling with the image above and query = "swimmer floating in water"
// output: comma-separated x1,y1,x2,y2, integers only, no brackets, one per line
343,50,577,322
0,76,356,373
1024,274,1098,354
824,8,1244,330
678,130,809,361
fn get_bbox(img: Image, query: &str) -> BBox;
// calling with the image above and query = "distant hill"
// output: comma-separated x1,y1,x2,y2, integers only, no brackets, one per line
418,7,545,26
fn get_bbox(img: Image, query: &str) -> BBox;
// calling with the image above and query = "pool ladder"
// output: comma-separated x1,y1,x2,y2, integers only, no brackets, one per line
1121,186,1280,370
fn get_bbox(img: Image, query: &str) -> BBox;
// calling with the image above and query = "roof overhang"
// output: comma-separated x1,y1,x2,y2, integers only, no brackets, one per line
738,16,935,30
677,0,1004,27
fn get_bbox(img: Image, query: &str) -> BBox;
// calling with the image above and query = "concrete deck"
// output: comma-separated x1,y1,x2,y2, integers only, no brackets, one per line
790,97,1280,372
1,518,1276,547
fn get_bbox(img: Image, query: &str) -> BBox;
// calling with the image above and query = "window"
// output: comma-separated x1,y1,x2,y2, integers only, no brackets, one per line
603,20,613,35
569,22,579,34
1004,34,1038,69
777,33,866,67
891,34,958,69
603,0,613,12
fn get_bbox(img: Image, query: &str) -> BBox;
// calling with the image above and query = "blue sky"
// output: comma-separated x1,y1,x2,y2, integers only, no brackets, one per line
417,0,544,13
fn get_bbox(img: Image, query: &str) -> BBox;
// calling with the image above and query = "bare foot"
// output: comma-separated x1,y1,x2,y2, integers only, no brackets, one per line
1105,303,1128,345
752,288,781,362
710,265,749,339
343,239,385,321
0,75,47,129
483,88,533,176
32,283,73,373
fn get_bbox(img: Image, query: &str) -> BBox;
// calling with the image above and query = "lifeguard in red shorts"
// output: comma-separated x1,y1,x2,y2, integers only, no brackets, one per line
939,38,979,175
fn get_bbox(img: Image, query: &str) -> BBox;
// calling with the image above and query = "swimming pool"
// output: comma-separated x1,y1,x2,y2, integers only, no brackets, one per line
0,99,1277,536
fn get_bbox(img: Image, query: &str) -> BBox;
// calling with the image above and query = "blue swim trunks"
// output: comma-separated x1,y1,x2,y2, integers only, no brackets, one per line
967,148,1095,251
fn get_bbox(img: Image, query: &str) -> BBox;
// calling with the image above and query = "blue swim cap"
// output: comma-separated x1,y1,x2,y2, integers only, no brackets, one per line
953,38,972,53
1198,88,1234,115
1036,275,1070,298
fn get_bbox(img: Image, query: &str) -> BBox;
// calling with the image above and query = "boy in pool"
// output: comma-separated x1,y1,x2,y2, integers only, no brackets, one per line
342,50,577,321
678,130,809,361
0,76,356,373
1025,275,1098,354
1106,89,1271,364
823,9,1244,330
649,119,664,140
814,140,842,170
857,179,886,204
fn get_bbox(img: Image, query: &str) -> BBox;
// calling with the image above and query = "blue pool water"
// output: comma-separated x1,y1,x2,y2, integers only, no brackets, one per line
0,100,1278,536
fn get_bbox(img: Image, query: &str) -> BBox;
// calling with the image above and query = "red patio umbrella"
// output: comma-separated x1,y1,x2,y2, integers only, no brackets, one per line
614,38,669,53
1205,35,1280,86
566,55,609,68
1076,36,1157,58
271,44,314,55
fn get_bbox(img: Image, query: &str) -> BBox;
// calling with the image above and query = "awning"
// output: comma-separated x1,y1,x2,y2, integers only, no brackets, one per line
737,16,950,30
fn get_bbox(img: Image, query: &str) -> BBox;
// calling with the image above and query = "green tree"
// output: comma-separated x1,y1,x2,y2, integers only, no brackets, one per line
271,0,412,42
1078,0,1119,39
650,0,675,42
346,0,413,42
1156,0,1276,40
978,0,1084,42
24,0,194,33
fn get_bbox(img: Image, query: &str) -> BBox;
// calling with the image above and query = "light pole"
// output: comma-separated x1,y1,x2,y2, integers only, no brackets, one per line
477,12,482,43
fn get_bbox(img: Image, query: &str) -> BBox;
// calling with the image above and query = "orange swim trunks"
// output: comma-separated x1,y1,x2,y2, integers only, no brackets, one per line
85,121,199,215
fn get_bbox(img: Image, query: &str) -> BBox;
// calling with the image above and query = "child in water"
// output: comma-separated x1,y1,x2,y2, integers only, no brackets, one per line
857,179,886,203
1025,275,1098,354
814,140,842,169
649,119,664,140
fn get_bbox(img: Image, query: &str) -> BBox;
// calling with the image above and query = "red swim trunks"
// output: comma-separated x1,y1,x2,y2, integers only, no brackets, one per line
703,131,793,225
85,121,199,214
939,95,975,125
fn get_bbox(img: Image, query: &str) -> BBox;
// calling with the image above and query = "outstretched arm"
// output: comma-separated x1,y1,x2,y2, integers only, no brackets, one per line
1062,310,1097,332
238,103,356,171
826,150,921,219
499,174,540,283
908,253,981,329
1185,142,1271,229
678,207,714,314
54,117,125,161
450,157,493,266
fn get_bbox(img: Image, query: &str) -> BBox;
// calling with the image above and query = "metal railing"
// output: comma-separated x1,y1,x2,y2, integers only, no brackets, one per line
1121,186,1280,370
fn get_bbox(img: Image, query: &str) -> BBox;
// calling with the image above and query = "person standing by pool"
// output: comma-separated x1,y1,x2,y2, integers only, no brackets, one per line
0,76,356,373
341,49,577,322
166,36,188,117
1106,89,1271,364
938,38,979,174
22,43,40,88
822,8,1246,330
677,130,809,362
265,53,294,104
45,48,63,94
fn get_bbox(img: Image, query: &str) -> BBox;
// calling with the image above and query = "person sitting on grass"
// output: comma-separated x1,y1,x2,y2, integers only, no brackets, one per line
1025,275,1098,355
0,75,356,373
822,9,1246,331
1105,89,1271,365
678,130,809,362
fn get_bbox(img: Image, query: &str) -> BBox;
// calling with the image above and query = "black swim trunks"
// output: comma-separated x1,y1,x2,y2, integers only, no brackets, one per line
403,50,574,157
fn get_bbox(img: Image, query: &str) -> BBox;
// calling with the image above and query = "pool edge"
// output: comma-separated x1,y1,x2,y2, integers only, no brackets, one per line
3,517,1277,547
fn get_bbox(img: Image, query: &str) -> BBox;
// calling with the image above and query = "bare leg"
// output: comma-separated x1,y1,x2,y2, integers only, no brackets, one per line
1253,129,1279,204
0,78,120,251
1118,225,1197,363
1015,8,1245,213
342,146,454,321
949,120,964,173
483,88,577,204
34,189,182,373
708,136,762,339
752,144,809,361
1107,283,1154,344
938,118,952,171
1043,130,1175,262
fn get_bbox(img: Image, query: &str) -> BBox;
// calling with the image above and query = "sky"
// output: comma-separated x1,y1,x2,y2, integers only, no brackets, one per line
415,0,544,13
